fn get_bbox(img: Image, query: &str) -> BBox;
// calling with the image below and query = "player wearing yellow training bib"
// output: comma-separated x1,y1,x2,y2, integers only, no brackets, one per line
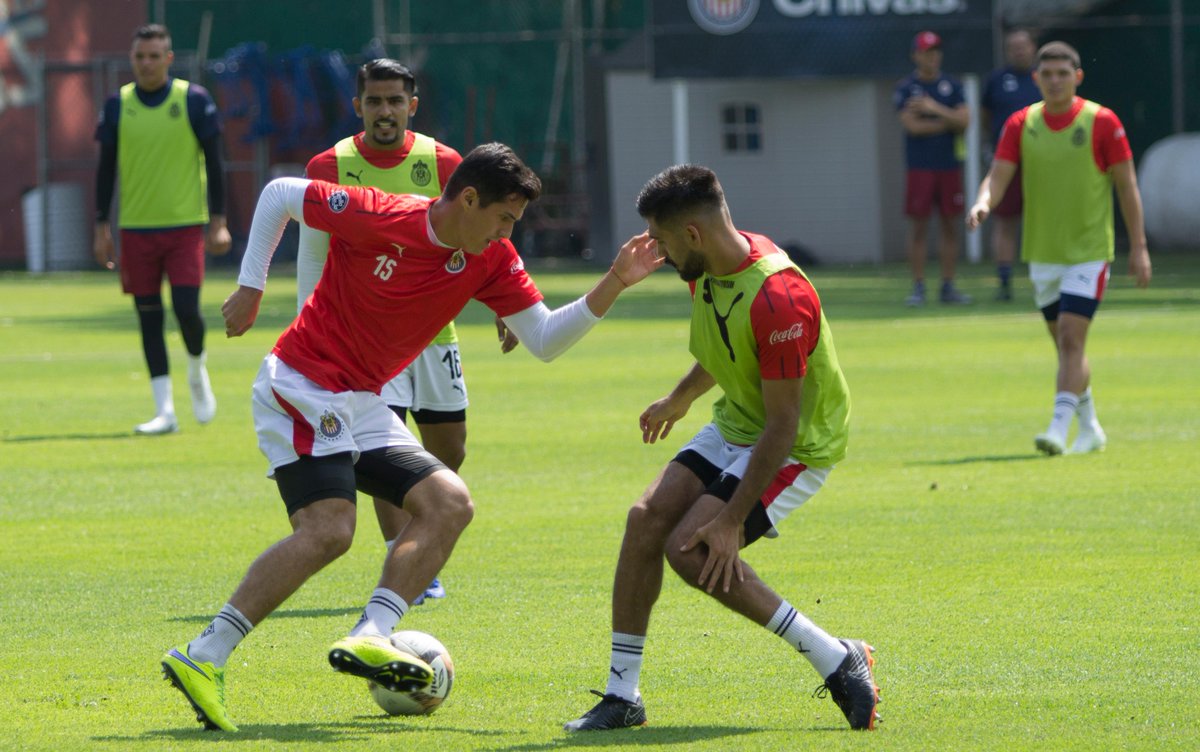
968,41,1152,456
94,24,231,436
566,165,878,735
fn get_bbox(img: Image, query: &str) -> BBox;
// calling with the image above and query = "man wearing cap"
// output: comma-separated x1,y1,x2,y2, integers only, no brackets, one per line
894,30,971,306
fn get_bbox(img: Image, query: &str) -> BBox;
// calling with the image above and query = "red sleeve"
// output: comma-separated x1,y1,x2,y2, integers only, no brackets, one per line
302,180,391,246
436,143,463,191
994,109,1026,163
750,270,821,381
474,241,544,316
1093,107,1133,171
304,148,339,182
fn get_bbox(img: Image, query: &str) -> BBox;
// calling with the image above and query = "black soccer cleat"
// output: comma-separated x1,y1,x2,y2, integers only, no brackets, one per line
814,639,880,730
563,689,647,732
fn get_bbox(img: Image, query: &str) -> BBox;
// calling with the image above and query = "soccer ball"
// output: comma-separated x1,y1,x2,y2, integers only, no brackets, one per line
368,630,455,716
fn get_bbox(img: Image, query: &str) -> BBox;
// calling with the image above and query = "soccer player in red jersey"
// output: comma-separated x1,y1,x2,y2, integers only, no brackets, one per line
968,41,1152,456
160,143,662,731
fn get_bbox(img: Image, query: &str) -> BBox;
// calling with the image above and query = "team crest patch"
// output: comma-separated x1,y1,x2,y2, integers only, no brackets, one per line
328,190,350,213
688,0,758,36
169,102,181,118
509,258,525,275
445,250,467,274
1072,127,1086,147
410,159,432,187
317,410,345,441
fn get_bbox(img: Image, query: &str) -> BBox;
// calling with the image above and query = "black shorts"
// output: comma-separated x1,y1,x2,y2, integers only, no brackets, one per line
672,450,774,545
389,405,467,425
273,447,446,516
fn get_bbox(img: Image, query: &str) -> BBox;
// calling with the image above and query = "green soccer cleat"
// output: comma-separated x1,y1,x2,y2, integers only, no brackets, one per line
161,645,238,732
328,635,433,693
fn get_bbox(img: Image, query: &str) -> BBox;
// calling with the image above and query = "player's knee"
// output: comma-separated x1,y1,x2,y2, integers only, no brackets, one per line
413,474,474,534
663,528,702,582
297,514,356,562
624,500,671,550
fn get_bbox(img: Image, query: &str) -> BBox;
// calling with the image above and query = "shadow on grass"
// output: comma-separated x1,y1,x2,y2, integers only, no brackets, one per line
494,724,826,750
910,452,1046,465
169,606,360,624
97,718,508,745
1,431,135,443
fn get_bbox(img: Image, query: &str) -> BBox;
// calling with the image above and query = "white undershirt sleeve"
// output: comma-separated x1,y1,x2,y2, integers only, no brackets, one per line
296,223,330,311
501,297,602,362
237,177,310,291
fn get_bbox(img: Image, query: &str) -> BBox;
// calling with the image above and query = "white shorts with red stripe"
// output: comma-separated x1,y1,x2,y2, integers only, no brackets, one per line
679,423,832,539
1030,260,1110,310
251,353,422,475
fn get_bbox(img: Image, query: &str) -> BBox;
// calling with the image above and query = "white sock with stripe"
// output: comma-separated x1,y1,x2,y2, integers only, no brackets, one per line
767,600,847,679
1075,388,1100,430
1047,391,1080,440
603,632,645,702
189,603,253,668
349,587,408,638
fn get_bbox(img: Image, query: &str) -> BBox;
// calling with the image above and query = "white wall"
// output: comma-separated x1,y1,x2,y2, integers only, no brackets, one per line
606,71,896,264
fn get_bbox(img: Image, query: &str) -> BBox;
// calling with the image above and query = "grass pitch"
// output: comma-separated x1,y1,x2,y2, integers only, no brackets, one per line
0,256,1196,751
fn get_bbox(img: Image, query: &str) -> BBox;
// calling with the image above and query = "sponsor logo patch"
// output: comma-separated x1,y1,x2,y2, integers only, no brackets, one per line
688,0,759,36
768,323,804,345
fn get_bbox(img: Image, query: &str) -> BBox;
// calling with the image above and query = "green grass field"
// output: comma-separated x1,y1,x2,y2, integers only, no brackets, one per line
1,257,1197,751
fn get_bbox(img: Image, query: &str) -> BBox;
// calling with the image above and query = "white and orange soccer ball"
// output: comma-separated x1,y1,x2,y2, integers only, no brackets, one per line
367,630,455,716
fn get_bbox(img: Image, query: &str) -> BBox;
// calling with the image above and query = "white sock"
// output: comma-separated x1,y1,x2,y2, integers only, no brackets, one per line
1075,388,1100,431
767,600,848,679
150,374,175,418
603,632,645,702
1047,391,1080,439
349,587,408,638
187,351,207,380
189,603,253,668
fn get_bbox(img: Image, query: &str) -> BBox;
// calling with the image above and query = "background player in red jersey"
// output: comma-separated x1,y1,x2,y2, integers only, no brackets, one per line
159,143,663,732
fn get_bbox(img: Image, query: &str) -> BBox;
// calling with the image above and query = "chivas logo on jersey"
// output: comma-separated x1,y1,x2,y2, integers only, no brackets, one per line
328,190,350,213
317,410,344,440
169,102,181,118
410,159,432,187
445,250,467,274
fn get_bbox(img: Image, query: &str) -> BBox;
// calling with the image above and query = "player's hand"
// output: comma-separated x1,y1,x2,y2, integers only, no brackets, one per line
611,232,665,288
221,285,263,337
93,224,115,270
207,217,233,257
640,395,689,444
1129,245,1152,288
495,315,520,354
966,202,990,231
680,513,745,594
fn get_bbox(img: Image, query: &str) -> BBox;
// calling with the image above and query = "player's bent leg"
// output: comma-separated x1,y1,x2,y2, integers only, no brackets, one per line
412,418,467,473
161,644,238,731
379,469,473,605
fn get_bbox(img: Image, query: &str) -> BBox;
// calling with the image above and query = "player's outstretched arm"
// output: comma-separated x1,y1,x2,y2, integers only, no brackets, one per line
499,233,664,362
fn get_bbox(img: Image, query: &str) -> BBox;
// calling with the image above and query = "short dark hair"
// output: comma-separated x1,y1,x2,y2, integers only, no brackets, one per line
133,24,171,48
635,165,725,224
1037,41,1080,69
444,143,541,207
357,58,417,98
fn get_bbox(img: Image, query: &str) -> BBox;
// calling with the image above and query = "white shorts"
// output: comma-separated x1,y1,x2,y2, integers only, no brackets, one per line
679,423,831,539
252,353,422,474
379,343,469,413
1029,260,1110,310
